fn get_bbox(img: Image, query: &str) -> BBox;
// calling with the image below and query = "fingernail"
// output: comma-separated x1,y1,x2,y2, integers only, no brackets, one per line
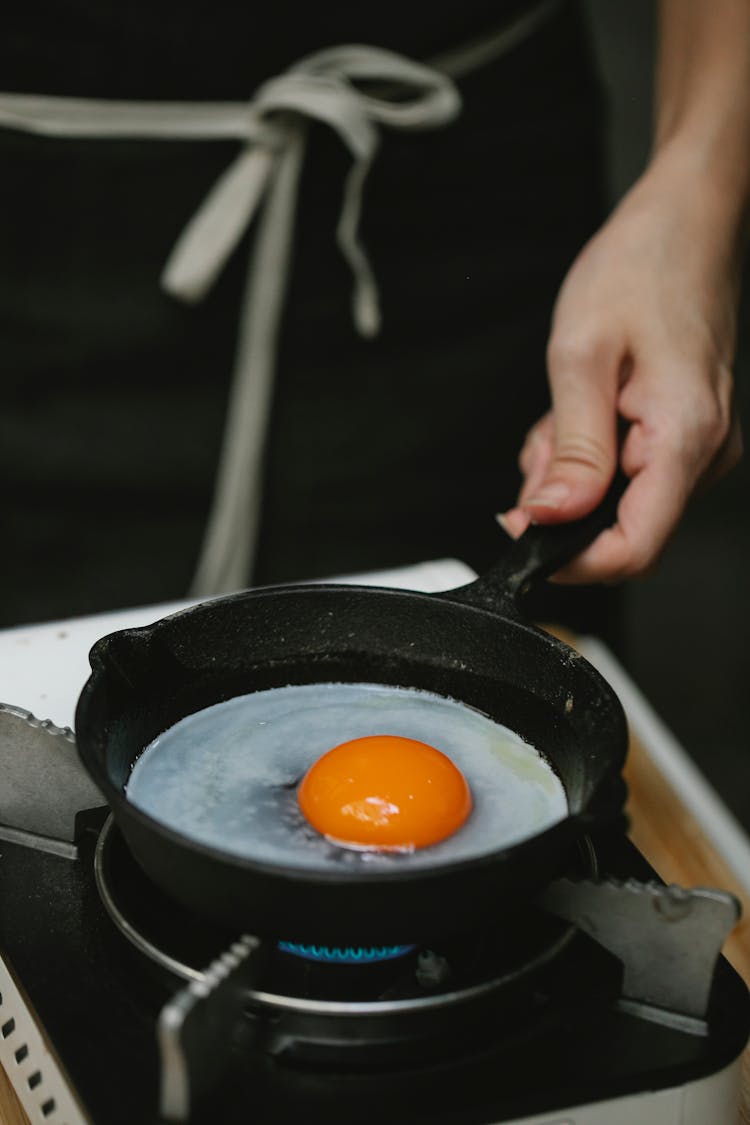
523,482,570,510
495,508,531,539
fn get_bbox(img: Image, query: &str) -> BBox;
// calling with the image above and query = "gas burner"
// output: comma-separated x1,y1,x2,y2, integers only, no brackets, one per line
275,941,417,964
94,814,599,1020
93,817,633,1119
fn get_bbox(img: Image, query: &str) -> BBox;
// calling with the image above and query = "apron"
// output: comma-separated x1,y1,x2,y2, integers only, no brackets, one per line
1,0,617,638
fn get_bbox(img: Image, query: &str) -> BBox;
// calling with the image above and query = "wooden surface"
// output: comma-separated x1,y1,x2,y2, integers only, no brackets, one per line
0,1080,24,1125
2,727,749,1125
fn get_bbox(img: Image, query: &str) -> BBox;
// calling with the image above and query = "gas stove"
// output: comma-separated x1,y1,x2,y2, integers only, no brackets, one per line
2,565,749,1125
0,701,748,1125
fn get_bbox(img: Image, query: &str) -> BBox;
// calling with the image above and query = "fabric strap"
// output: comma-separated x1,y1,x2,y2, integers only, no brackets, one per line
0,0,561,595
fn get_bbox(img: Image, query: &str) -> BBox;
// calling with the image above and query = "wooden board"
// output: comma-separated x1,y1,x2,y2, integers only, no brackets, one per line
2,726,749,1125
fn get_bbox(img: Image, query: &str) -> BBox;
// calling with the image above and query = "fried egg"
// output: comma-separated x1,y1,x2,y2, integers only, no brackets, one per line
125,682,567,871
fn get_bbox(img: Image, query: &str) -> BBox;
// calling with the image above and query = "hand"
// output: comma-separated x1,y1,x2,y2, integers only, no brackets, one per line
498,148,744,582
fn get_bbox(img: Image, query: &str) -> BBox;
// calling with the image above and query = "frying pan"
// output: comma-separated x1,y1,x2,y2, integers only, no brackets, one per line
76,485,629,944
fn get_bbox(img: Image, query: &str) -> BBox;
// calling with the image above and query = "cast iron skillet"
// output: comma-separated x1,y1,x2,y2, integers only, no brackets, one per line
76,485,629,945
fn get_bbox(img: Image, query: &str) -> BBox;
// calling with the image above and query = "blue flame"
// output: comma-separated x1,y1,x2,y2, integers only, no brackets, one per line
277,941,415,964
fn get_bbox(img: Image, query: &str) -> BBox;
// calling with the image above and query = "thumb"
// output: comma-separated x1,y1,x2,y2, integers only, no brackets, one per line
522,336,621,523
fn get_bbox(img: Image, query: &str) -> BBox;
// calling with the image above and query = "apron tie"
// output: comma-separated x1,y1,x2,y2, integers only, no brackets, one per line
166,47,461,593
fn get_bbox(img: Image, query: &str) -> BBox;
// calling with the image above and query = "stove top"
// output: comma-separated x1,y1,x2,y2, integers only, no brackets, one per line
1,816,747,1125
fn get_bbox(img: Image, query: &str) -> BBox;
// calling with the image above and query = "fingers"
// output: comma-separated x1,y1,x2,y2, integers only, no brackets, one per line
520,333,622,524
551,457,685,583
551,361,740,583
498,362,742,582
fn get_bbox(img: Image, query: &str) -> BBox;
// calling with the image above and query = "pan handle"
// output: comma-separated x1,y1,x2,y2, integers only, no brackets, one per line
442,473,628,619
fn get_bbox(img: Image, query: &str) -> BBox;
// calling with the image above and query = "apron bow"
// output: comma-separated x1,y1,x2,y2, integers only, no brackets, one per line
161,46,461,337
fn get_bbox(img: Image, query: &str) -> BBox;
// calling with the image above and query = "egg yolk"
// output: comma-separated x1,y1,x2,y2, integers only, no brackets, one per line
297,734,472,851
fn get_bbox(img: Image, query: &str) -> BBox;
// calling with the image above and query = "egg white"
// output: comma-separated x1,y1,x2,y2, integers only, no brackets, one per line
125,682,568,871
